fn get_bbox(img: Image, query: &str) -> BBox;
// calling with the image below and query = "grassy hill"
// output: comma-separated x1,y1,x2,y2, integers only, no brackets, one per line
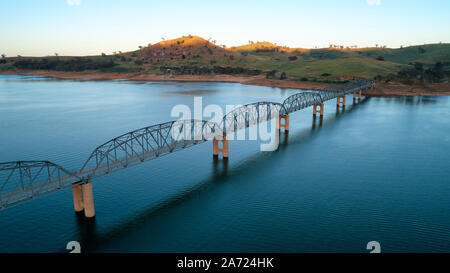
230,42,293,53
1,36,449,84
359,44,450,64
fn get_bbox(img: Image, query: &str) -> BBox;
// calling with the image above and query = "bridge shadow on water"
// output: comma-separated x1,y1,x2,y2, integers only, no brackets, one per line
74,96,371,252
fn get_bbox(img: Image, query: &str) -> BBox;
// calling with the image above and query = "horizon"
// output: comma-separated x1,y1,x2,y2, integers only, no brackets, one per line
1,0,450,57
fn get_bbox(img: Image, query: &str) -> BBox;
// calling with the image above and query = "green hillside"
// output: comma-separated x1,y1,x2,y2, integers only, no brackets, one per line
1,36,449,84
359,44,450,64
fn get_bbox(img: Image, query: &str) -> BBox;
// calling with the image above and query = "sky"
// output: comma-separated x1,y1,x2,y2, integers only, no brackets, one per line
1,0,449,56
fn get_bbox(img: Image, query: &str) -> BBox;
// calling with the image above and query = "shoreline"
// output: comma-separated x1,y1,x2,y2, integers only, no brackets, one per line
1,70,449,96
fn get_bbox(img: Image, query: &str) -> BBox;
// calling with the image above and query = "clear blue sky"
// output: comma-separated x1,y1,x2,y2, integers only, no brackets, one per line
1,0,449,56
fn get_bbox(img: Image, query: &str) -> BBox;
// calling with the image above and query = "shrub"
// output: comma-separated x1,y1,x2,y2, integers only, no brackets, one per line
13,58,116,71
414,62,423,71
288,56,298,61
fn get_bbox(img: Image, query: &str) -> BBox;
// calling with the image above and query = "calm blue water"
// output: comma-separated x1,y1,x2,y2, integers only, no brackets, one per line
0,74,449,253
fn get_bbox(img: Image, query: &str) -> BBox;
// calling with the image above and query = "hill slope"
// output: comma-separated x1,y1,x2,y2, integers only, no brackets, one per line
1,36,449,83
139,35,238,62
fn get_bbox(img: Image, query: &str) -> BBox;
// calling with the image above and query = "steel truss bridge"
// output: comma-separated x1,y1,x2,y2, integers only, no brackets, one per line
0,79,373,211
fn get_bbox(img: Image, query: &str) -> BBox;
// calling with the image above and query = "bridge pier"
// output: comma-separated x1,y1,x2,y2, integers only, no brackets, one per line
213,137,229,159
337,96,346,107
277,115,290,132
71,182,95,218
313,103,324,116
72,185,84,213
353,90,362,100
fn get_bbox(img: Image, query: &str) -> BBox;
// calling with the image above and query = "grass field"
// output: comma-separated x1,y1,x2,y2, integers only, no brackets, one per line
1,36,449,82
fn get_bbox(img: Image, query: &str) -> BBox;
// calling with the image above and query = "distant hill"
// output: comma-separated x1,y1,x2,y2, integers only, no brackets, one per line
230,42,291,53
1,36,449,83
230,42,311,54
358,44,450,65
138,35,238,63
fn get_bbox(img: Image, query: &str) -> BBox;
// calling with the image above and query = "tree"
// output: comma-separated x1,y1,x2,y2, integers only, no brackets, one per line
101,53,106,57
1,54,5,58
55,53,58,57
414,62,423,71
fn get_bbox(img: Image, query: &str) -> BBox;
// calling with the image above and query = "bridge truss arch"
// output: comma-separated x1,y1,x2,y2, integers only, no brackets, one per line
220,102,286,137
80,119,220,179
0,161,80,209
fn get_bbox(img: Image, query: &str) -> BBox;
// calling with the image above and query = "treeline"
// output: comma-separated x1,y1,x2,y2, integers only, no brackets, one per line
160,66,262,75
13,58,116,71
376,62,449,85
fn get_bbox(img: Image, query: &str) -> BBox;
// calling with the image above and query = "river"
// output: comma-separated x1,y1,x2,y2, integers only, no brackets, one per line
0,74,449,253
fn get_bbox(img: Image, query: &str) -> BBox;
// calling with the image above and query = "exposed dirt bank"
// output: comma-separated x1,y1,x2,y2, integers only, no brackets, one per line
1,70,449,96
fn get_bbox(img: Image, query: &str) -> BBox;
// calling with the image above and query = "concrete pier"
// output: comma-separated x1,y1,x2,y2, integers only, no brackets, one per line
72,182,95,218
213,137,229,159
353,90,362,100
337,96,346,107
81,183,95,218
313,103,324,116
72,185,84,213
278,115,290,132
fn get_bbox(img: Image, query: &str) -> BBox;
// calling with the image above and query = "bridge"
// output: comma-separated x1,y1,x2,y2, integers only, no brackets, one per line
0,79,373,218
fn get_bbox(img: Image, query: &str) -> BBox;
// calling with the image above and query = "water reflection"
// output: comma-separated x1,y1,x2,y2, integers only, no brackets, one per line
336,105,346,115
312,116,323,129
74,213,98,253
213,156,229,178
280,131,289,146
